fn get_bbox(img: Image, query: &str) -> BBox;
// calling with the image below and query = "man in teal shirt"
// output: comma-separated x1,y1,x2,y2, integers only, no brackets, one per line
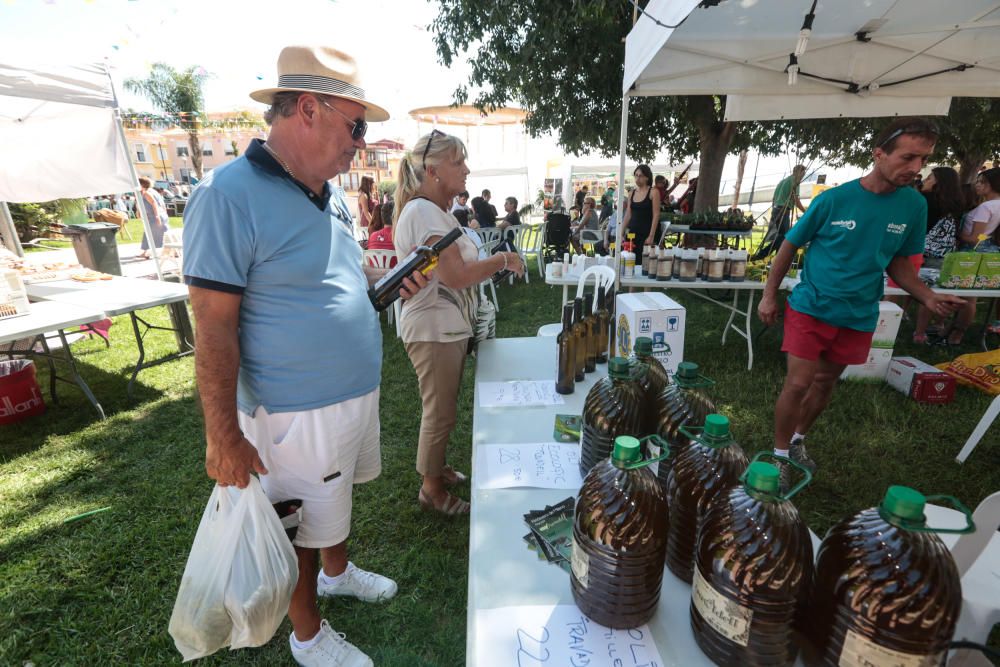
758,118,964,489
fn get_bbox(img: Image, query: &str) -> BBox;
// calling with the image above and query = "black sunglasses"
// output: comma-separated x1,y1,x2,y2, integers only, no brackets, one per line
878,121,939,149
422,129,445,171
317,97,367,141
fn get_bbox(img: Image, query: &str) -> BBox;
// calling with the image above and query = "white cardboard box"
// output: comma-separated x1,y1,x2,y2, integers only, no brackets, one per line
614,292,685,373
872,301,903,349
841,347,894,381
886,356,956,404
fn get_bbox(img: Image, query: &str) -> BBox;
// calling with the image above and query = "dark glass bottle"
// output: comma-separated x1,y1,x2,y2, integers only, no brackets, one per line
630,337,670,436
653,361,716,489
579,357,643,476
572,297,587,382
803,486,971,667
692,456,815,667
666,413,748,583
555,302,576,395
368,227,462,311
572,436,668,629
583,297,597,373
595,286,610,364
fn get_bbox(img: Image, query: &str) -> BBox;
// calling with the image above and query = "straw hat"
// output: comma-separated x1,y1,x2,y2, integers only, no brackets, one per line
250,45,389,122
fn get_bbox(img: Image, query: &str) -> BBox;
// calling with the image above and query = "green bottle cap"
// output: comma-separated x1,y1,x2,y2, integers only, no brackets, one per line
676,361,699,379
881,485,926,522
703,413,729,438
608,357,631,378
612,436,642,465
634,337,653,356
745,461,780,494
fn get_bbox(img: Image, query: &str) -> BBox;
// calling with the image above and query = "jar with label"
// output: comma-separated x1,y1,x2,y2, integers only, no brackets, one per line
692,454,815,666
802,485,972,667
723,249,733,280
696,248,706,280
679,249,698,282
657,246,672,281
707,249,726,282
672,246,682,279
647,246,659,280
572,435,669,629
730,249,748,282
641,248,652,276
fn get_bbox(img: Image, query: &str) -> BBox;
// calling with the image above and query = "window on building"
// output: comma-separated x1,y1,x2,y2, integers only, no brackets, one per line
365,151,377,168
134,143,147,162
345,173,360,190
224,141,236,156
176,145,189,158
202,142,214,157
156,145,168,161
376,151,388,170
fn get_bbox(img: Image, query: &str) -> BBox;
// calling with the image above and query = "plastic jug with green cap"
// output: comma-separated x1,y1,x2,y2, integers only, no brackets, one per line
665,413,748,583
572,435,670,629
579,357,643,476
651,361,716,489
803,486,974,667
629,336,670,432
691,453,815,666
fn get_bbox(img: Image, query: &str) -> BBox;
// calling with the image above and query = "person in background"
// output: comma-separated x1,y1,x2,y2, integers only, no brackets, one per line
570,196,600,254
757,117,963,491
496,196,522,250
595,208,617,256
949,167,1000,345
599,183,616,223
911,166,966,343
183,45,428,667
450,190,473,217
357,176,375,228
574,184,588,212
471,192,496,228
752,165,806,261
366,202,396,265
619,164,661,267
678,177,698,214
137,176,167,259
394,130,524,516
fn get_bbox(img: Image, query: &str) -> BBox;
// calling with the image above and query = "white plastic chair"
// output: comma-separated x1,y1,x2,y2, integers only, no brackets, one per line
363,249,401,337
919,492,1000,667
537,265,617,337
464,228,500,312
955,394,1000,464
513,224,545,280
579,228,602,254
476,227,504,254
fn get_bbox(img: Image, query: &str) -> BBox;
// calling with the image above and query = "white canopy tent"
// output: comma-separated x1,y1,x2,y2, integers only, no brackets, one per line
0,61,163,278
613,0,1000,276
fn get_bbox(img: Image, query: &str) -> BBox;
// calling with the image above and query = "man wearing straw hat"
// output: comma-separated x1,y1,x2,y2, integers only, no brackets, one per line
183,45,426,667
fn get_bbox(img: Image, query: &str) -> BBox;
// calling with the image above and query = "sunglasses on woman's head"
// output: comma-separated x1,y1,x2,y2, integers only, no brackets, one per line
422,129,445,171
317,97,367,141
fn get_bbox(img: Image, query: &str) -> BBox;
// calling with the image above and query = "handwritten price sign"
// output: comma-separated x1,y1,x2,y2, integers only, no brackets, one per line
475,605,663,667
478,381,567,408
477,443,582,490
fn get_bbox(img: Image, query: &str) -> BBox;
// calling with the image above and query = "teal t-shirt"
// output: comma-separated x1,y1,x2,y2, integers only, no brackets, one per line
785,179,926,332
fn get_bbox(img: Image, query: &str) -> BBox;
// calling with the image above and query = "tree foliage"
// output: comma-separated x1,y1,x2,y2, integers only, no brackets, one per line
124,64,209,179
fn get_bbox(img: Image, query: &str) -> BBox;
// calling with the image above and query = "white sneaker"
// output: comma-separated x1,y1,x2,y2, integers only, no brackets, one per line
290,620,372,667
317,561,398,602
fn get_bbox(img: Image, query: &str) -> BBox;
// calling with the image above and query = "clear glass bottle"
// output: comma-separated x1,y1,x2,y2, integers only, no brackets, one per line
692,455,815,666
572,436,669,629
556,302,576,395
666,413,748,583
579,357,643,475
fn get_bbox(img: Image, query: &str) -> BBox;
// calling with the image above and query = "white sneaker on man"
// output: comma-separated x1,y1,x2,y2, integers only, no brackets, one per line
317,561,398,602
290,620,372,667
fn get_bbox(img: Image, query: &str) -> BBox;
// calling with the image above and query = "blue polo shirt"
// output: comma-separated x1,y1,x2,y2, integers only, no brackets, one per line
786,179,926,332
183,139,381,414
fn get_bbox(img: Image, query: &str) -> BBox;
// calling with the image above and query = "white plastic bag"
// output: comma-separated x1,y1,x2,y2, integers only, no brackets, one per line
168,477,299,661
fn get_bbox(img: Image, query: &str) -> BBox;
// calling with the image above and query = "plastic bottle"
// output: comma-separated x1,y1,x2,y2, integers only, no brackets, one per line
630,336,670,435
653,361,717,487
707,249,726,282
666,413,748,583
572,297,587,382
730,249,748,282
680,249,698,282
672,245,682,279
724,248,734,281
657,246,672,281
647,246,659,280
555,302,576,395
572,435,669,629
696,247,706,280
802,486,973,667
579,357,643,476
641,247,653,277
692,455,815,666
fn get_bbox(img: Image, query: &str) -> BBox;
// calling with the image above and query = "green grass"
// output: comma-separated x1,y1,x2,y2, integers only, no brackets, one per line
2,260,999,665
23,217,183,253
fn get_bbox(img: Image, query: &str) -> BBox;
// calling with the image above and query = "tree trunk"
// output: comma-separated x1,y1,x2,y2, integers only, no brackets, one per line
188,130,204,180
957,150,986,184
731,149,748,210
692,118,738,212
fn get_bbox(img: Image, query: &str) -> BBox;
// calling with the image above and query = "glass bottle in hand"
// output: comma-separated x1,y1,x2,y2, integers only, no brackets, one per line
368,227,462,311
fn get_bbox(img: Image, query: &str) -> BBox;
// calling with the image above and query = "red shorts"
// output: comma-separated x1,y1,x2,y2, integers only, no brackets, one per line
781,305,873,365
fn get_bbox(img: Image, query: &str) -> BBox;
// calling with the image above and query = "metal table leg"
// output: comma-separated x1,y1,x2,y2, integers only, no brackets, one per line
126,305,195,398
30,330,106,419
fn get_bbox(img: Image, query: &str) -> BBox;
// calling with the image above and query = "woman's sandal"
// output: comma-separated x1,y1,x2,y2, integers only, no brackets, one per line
418,489,470,516
442,465,468,487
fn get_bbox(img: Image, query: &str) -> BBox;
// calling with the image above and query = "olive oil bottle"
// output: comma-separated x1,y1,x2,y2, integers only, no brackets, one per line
579,357,643,476
572,297,587,382
595,286,610,364
630,337,670,434
653,361,716,488
583,297,597,373
368,227,462,310
556,302,576,395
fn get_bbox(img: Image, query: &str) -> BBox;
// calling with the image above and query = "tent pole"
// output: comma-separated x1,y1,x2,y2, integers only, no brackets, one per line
0,202,24,257
747,151,761,209
105,61,164,281
614,93,630,295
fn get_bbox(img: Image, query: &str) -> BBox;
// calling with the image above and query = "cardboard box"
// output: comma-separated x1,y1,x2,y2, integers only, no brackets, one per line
974,253,1000,289
887,356,956,404
841,347,893,382
938,252,982,289
614,292,685,373
872,301,903,349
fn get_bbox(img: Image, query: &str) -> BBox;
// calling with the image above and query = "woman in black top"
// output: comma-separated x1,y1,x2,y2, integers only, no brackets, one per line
620,164,661,266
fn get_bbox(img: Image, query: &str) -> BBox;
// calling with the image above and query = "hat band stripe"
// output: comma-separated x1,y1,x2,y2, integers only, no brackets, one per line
277,74,365,100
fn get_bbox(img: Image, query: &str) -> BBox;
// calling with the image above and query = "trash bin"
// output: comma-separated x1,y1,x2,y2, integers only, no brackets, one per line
63,222,122,275
0,359,46,424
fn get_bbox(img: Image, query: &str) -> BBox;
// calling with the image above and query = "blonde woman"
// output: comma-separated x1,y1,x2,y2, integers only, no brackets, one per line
394,130,524,515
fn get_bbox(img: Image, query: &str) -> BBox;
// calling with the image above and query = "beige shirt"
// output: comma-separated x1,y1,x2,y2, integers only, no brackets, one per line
394,197,480,343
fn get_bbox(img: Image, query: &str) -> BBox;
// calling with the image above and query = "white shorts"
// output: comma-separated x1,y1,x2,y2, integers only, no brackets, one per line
237,389,381,549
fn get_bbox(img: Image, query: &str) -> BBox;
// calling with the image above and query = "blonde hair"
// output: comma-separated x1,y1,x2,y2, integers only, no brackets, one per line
393,131,468,224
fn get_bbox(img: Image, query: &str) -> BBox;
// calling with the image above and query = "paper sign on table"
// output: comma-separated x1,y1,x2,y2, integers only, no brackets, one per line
474,604,664,667
477,443,582,489
478,381,566,408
